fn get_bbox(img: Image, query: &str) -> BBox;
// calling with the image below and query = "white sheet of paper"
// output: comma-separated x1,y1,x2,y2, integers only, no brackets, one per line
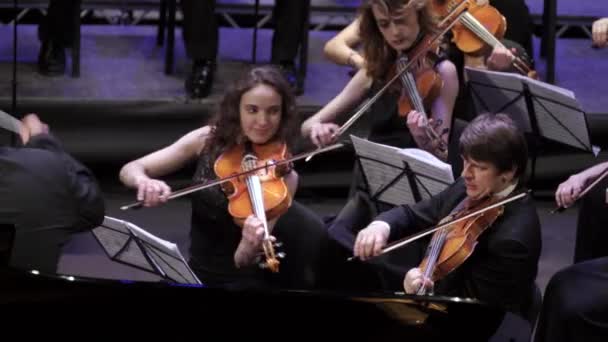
351,135,454,206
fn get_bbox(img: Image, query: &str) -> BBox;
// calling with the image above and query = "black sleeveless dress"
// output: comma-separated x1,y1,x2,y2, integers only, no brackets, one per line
188,153,328,290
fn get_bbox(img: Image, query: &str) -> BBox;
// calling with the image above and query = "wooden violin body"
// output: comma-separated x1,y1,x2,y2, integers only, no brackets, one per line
214,141,293,273
418,196,504,288
391,43,448,158
431,0,537,78
214,141,292,227
395,55,444,118
433,0,506,55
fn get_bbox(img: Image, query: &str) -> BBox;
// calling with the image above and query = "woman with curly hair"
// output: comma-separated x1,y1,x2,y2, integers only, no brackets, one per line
119,66,327,290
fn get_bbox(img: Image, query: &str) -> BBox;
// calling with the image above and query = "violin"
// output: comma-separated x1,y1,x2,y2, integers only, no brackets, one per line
392,48,448,158
431,0,537,79
120,143,344,211
416,195,504,294
214,140,293,272
348,190,529,262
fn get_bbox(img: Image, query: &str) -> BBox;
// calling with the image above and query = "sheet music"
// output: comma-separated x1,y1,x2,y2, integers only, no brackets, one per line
351,135,454,206
397,148,454,199
466,67,531,132
526,81,591,151
465,67,592,153
352,135,417,205
93,216,201,284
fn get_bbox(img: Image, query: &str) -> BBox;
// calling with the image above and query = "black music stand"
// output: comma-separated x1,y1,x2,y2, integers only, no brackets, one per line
466,67,596,187
351,135,454,211
92,216,201,285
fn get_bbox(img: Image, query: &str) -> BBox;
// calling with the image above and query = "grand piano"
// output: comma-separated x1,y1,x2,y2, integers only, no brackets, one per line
0,216,512,340
0,265,507,341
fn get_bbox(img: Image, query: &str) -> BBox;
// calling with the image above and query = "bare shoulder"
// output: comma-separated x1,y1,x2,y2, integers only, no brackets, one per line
179,126,213,156
436,59,458,80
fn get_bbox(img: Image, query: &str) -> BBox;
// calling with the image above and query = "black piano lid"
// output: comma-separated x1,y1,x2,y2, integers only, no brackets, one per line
0,266,504,340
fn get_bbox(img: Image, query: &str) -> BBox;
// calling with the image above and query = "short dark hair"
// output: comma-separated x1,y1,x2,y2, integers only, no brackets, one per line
459,113,528,179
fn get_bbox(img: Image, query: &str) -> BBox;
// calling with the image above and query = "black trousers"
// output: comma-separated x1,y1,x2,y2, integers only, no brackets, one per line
38,0,79,47
180,0,309,63
326,164,426,292
490,0,534,58
574,176,608,262
535,257,608,342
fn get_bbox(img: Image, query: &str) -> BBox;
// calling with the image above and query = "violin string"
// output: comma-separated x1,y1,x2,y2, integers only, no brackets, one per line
460,13,531,74
398,57,426,116
243,157,270,240
460,13,502,48
425,227,447,280
397,57,446,150
417,227,447,295
337,8,466,137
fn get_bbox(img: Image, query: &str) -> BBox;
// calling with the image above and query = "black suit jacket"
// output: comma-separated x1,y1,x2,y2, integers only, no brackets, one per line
377,178,542,313
0,134,105,274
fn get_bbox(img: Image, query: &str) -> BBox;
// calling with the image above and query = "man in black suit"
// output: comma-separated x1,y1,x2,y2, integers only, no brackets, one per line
0,114,105,274
181,0,309,98
351,113,542,341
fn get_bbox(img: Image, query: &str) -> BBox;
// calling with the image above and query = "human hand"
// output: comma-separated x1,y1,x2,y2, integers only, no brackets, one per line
135,177,172,207
235,215,275,267
406,110,430,144
19,113,49,144
403,267,434,294
309,122,340,148
555,174,587,208
354,220,390,261
592,18,608,48
486,46,516,71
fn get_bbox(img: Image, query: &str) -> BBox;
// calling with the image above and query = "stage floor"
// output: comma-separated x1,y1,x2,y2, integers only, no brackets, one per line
1,24,607,113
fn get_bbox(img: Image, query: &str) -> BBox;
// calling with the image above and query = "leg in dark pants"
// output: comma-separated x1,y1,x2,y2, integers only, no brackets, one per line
181,0,218,98
271,0,309,64
180,0,218,61
271,0,310,92
535,257,608,342
574,177,608,263
37,0,79,75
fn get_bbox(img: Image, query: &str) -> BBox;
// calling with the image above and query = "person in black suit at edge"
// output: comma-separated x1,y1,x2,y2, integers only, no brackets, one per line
0,114,105,274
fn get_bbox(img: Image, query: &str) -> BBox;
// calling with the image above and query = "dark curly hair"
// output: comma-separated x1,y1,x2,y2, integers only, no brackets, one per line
359,0,437,82
202,65,298,161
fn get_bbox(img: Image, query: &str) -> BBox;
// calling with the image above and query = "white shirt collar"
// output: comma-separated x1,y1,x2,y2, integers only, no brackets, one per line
494,180,518,199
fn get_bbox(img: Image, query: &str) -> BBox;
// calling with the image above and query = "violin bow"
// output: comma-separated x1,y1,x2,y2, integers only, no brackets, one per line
348,189,530,261
552,168,608,214
0,110,23,135
120,142,344,210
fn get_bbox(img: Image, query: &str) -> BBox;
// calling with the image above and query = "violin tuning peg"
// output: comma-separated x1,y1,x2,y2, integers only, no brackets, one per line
273,242,283,248
277,252,286,259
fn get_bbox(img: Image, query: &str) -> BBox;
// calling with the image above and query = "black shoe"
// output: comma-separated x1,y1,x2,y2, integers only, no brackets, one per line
37,40,66,76
185,59,215,99
277,62,302,95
